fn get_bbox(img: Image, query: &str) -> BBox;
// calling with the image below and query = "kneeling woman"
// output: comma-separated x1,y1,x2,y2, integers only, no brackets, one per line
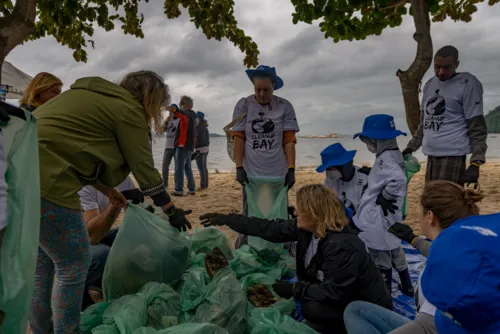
201,184,393,333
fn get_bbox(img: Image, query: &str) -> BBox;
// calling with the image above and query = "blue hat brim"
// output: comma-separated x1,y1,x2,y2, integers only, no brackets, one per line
246,69,284,90
316,150,356,173
353,130,407,140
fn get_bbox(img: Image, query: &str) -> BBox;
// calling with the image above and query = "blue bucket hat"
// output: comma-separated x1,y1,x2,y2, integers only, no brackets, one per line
196,111,206,121
421,213,500,334
169,103,180,112
316,143,356,173
353,114,407,140
245,65,284,90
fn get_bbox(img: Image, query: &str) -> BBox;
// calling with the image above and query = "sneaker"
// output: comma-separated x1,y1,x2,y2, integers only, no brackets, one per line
188,191,196,196
173,192,184,197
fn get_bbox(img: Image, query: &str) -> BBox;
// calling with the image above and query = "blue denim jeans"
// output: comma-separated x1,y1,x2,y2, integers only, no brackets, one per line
343,301,410,334
174,148,195,193
195,152,209,189
162,148,175,188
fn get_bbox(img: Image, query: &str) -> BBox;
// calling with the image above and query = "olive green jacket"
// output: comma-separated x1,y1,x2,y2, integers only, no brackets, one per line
34,77,163,210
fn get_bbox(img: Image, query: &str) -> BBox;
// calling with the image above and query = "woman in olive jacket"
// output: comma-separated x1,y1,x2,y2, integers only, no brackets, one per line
30,71,191,333
201,184,392,334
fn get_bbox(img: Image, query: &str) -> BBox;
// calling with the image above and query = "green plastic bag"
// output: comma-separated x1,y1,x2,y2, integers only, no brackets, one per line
190,227,234,260
230,245,288,280
248,308,319,334
246,178,288,253
81,302,111,333
403,155,421,219
133,323,229,334
0,110,40,334
179,267,209,313
103,204,191,300
180,266,248,333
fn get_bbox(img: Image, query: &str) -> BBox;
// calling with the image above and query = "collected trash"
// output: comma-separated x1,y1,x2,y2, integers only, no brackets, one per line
80,203,316,333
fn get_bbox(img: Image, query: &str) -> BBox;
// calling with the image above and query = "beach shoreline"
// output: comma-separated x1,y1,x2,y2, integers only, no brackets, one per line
125,162,500,244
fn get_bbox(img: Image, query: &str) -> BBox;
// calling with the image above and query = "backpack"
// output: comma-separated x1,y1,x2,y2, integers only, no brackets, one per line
223,98,248,163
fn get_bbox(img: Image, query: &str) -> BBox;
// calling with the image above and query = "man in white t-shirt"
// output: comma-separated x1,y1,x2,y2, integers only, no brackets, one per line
78,175,140,310
403,45,488,186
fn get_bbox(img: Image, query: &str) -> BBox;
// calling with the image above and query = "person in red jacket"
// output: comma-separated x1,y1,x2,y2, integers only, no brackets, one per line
169,95,197,196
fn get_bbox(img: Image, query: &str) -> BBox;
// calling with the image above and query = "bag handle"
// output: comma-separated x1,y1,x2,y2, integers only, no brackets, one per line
223,98,249,133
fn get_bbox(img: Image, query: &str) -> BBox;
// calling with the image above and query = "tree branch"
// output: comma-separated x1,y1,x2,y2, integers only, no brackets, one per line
0,0,36,58
380,0,409,11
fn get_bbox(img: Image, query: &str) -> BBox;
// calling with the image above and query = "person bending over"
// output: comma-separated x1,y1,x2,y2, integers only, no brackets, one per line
200,184,392,334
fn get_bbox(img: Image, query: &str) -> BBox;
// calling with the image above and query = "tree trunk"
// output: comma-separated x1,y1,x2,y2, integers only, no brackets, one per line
396,0,433,135
0,0,37,85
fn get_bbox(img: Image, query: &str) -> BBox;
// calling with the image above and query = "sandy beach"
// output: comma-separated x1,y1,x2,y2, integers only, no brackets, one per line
124,163,500,243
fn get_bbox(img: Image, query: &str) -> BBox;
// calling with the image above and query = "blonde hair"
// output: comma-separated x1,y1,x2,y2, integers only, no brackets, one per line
179,95,193,109
296,184,349,237
120,70,170,134
19,72,62,108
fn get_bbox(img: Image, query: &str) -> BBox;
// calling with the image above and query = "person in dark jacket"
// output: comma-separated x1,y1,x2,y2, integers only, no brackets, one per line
200,184,393,334
194,111,210,189
169,95,197,196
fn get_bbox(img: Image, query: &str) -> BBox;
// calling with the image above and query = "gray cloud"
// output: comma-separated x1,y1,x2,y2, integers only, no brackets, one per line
6,1,500,135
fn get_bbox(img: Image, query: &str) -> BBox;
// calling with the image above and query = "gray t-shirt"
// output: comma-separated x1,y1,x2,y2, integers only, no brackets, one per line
323,166,369,216
421,72,483,157
304,236,320,268
165,117,180,150
232,95,300,178
78,176,135,212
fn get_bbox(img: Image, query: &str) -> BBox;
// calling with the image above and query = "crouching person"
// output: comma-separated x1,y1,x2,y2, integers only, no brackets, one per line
200,184,393,334
78,176,144,310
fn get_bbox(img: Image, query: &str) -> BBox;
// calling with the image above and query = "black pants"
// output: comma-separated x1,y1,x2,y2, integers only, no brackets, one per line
302,301,347,334
81,229,118,310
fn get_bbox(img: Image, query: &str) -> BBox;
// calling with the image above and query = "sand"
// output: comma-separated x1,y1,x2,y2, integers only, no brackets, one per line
124,162,500,242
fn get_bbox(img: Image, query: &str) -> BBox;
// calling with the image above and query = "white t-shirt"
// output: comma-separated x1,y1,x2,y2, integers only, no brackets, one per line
232,95,300,178
323,166,369,216
354,150,407,251
78,176,135,212
416,268,437,316
421,72,483,157
165,117,180,150
304,236,320,268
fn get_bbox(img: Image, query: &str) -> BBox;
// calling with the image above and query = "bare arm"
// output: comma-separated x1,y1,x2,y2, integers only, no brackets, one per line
84,206,121,245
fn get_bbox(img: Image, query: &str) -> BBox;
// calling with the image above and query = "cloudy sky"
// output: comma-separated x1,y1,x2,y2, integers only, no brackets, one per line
7,1,500,135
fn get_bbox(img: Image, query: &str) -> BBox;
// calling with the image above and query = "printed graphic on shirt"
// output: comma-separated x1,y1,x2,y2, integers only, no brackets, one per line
424,89,446,131
166,121,177,138
251,111,276,150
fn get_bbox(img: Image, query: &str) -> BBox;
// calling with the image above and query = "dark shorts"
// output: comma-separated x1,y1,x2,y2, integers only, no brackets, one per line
426,155,466,186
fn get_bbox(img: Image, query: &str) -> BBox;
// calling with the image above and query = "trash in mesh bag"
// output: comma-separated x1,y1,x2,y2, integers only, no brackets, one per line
230,245,288,280
246,178,288,253
248,307,319,334
132,323,229,334
102,204,191,301
402,155,421,219
240,273,296,316
97,282,180,333
180,266,248,333
0,110,41,334
81,301,111,334
190,227,234,260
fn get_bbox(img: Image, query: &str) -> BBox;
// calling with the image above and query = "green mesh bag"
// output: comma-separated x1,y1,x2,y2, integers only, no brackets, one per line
403,155,421,219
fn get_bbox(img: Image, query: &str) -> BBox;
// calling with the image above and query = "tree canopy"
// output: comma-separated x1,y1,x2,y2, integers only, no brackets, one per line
0,0,259,68
290,0,498,43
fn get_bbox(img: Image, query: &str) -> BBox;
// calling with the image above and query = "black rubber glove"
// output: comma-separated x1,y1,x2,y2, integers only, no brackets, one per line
463,163,480,185
358,166,371,175
191,151,200,161
376,193,398,216
236,166,249,185
165,207,193,231
121,188,144,204
388,223,417,244
402,148,413,157
272,280,294,299
199,213,231,227
284,168,295,189
144,205,155,213
287,206,297,219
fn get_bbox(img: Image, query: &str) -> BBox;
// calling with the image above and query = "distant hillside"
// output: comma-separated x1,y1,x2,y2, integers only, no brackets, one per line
209,133,225,137
485,106,500,133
